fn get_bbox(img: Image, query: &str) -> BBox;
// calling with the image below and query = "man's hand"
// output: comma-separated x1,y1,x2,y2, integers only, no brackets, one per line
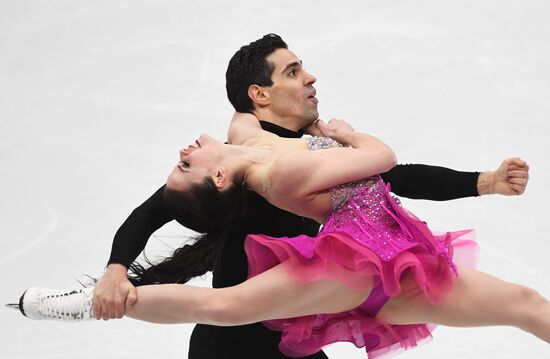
477,157,530,196
93,263,137,320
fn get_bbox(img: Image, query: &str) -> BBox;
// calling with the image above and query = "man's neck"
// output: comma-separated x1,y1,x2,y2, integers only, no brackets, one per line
252,109,302,132
259,120,303,138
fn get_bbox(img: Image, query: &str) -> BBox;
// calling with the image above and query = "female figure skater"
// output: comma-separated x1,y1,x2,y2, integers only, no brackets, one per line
14,114,549,358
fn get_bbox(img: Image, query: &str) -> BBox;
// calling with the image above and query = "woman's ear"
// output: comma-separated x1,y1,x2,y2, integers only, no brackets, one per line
214,168,230,190
248,84,271,107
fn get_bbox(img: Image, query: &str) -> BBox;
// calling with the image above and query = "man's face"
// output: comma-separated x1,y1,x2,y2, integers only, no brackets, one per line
264,48,318,127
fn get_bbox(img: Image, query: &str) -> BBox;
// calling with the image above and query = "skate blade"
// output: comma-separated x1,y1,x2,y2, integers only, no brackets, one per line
5,303,20,311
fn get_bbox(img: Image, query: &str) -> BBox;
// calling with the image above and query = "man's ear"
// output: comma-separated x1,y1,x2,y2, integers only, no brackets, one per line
213,168,230,190
248,84,271,107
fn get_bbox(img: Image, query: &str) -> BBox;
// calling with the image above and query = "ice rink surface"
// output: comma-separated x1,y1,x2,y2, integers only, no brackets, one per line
1,1,549,358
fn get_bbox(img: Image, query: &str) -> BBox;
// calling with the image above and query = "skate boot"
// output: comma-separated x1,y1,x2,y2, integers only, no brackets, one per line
6,287,94,321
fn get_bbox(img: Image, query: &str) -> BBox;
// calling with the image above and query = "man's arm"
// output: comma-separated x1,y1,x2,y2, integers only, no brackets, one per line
94,184,173,321
107,185,173,266
301,121,529,200
227,112,277,145
381,158,529,200
380,164,479,200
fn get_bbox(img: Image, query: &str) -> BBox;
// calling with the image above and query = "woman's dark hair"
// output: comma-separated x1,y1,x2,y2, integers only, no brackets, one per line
128,176,247,286
226,33,288,113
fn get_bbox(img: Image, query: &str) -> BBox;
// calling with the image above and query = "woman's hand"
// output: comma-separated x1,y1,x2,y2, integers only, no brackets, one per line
315,118,355,145
301,121,324,137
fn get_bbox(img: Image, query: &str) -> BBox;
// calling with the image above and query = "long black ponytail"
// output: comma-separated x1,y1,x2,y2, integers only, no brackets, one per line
128,176,247,286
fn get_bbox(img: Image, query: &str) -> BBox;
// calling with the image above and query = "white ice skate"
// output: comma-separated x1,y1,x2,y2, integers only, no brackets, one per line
6,287,94,321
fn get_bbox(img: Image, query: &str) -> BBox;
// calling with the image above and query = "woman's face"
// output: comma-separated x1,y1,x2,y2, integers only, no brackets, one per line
166,133,223,191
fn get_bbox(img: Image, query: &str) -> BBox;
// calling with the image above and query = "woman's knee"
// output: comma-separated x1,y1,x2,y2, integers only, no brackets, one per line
512,285,545,321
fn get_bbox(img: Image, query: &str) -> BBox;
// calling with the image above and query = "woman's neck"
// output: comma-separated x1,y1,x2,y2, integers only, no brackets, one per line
223,143,273,186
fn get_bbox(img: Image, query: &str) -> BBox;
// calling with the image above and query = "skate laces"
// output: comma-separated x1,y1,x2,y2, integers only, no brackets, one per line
38,288,93,320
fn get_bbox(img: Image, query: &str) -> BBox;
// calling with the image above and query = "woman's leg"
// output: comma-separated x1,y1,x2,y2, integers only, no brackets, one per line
125,264,550,343
378,269,550,342
125,263,371,326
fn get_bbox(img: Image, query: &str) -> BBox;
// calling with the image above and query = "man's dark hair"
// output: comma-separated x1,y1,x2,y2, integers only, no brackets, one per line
226,33,288,113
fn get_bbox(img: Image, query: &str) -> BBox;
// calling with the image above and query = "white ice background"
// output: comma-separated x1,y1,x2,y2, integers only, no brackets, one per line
1,1,549,358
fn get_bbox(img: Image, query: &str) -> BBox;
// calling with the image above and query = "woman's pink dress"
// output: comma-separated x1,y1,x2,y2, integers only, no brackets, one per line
244,136,478,358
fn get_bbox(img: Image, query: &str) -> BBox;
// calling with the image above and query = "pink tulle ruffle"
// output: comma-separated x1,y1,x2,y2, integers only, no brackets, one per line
245,209,478,358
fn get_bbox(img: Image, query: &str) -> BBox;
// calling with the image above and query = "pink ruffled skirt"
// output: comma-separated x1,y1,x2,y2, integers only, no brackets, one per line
244,193,478,358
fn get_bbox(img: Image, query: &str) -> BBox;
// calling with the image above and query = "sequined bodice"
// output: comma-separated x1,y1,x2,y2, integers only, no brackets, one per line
306,136,417,260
